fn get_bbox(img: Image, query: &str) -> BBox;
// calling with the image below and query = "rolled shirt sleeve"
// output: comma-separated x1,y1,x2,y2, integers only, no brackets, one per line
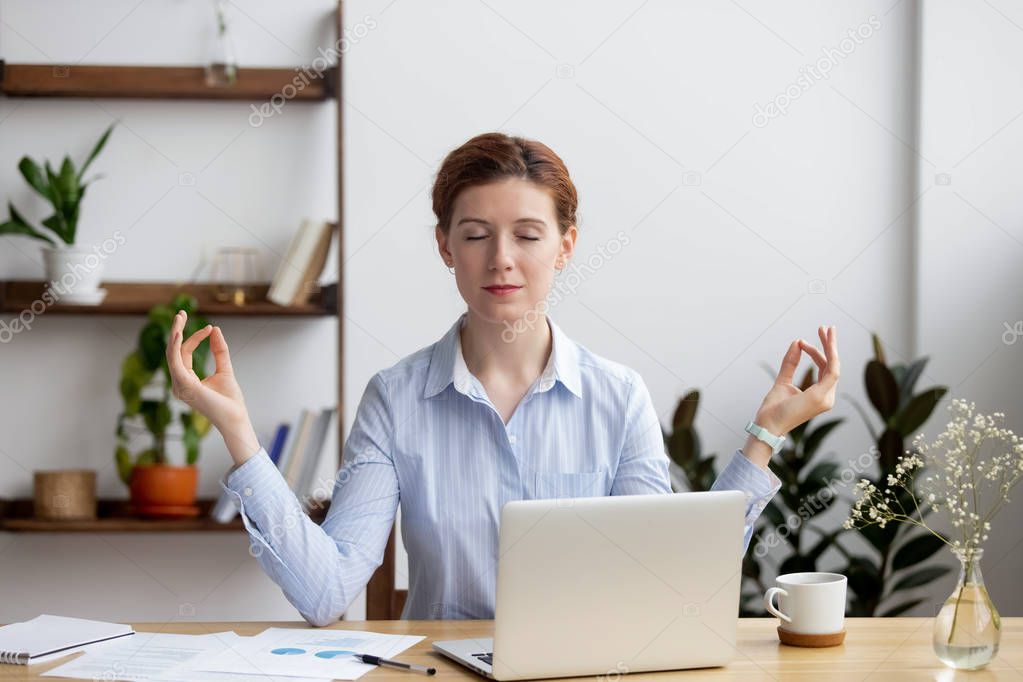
219,372,399,626
710,449,782,553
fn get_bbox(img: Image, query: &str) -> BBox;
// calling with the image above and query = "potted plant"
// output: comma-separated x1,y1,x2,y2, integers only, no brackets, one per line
837,334,950,617
0,124,115,303
116,293,214,517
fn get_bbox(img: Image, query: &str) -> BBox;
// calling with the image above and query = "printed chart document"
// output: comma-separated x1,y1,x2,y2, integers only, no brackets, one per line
183,629,425,680
39,631,327,682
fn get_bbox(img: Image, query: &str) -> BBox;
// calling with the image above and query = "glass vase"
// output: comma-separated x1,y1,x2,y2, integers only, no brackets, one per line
932,548,1001,670
205,0,237,87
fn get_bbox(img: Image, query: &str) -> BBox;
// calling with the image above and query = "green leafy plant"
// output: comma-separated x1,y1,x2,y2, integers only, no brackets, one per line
836,333,950,616
115,294,213,484
663,389,717,492
740,368,845,615
0,124,114,246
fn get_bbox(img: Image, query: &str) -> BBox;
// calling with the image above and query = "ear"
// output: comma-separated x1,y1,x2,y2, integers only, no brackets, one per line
435,225,453,267
558,224,578,269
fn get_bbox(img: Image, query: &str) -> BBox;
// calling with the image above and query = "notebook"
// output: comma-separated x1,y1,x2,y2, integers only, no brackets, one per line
0,614,134,665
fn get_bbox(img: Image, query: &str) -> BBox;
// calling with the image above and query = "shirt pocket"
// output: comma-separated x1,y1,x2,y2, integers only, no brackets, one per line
530,467,608,500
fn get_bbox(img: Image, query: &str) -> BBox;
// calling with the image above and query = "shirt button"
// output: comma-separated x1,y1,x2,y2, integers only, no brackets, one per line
508,434,518,445
243,487,253,497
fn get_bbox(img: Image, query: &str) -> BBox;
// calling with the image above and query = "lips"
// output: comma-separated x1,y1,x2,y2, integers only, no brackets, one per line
483,285,522,296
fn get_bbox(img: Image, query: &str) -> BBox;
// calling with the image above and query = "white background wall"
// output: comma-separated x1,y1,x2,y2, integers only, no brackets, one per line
0,0,1019,625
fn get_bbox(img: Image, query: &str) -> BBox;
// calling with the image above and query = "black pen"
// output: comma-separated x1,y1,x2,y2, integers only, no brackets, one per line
355,653,437,675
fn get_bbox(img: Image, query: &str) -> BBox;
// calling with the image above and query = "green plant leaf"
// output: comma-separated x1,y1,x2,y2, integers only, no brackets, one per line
140,400,172,438
878,428,904,473
138,322,167,371
44,161,65,213
0,208,56,246
115,445,134,486
58,156,79,202
135,448,159,467
17,157,51,200
119,351,153,415
802,418,843,458
878,598,925,617
181,412,200,465
894,387,948,436
78,124,115,181
892,533,946,572
671,390,699,430
779,553,818,575
892,564,951,591
845,555,882,608
871,333,887,364
148,303,176,334
41,213,70,244
899,357,929,406
799,460,840,491
865,360,899,419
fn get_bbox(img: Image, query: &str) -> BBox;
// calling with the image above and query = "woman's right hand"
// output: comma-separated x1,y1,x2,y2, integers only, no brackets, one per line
166,310,250,432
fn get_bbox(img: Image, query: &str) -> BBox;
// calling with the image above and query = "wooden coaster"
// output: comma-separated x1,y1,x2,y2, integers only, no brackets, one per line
777,627,846,647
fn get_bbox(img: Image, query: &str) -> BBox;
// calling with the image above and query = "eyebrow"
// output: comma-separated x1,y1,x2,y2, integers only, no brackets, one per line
455,217,547,227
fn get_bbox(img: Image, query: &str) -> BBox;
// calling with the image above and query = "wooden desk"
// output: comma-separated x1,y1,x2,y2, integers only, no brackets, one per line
3,618,1021,681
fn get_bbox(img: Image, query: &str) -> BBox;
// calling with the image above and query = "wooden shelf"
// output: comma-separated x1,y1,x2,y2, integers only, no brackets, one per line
0,281,336,317
0,62,335,100
0,497,329,533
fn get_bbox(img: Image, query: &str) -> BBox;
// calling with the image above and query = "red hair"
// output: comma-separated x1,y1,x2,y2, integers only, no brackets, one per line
432,132,578,235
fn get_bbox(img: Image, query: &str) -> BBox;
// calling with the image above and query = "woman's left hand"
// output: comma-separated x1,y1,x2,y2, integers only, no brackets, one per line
754,325,840,436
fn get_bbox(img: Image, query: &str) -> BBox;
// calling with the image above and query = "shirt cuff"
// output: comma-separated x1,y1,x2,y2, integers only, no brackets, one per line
711,448,782,522
219,446,304,562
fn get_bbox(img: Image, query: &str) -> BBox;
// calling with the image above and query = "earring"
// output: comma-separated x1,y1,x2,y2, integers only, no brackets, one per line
447,265,455,274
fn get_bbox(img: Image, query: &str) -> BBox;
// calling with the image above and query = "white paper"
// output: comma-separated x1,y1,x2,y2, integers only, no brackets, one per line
41,631,240,681
153,632,331,682
27,637,125,666
184,629,425,680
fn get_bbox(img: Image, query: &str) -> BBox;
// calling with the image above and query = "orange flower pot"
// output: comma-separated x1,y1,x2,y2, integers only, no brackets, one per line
129,465,199,517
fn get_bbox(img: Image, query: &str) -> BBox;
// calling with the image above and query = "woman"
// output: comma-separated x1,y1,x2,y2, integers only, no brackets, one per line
167,132,840,626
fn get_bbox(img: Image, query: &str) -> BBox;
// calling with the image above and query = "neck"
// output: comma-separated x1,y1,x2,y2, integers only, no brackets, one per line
460,310,552,387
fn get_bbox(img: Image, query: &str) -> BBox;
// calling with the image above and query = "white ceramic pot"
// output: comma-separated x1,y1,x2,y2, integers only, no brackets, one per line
41,245,108,305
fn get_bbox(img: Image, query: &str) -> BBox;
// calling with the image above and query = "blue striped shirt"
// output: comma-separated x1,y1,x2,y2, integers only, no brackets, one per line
220,313,781,625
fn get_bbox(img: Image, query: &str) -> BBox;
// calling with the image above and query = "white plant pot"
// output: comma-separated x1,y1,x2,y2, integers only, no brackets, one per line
41,245,108,305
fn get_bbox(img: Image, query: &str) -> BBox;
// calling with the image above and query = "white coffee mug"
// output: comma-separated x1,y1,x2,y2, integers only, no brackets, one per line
763,572,847,634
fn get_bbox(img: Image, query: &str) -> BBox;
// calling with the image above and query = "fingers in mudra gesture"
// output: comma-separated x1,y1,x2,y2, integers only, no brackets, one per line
755,325,840,435
165,310,248,429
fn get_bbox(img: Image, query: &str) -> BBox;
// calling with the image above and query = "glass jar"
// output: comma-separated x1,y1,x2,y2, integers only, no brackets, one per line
932,548,1001,670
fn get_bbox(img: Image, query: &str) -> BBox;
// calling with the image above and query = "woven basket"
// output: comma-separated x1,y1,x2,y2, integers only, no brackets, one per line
33,469,97,520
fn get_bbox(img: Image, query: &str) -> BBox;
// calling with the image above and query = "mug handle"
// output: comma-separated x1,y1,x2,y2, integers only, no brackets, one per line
763,587,792,623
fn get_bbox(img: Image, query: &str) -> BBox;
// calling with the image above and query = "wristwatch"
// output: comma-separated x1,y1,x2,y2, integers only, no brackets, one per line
745,420,786,455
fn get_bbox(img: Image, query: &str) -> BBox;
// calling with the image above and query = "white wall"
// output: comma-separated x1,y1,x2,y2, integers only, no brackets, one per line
0,0,1018,624
915,0,1023,617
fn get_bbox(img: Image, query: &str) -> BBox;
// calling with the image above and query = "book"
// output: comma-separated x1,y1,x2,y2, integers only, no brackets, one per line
0,614,134,665
283,409,316,490
268,219,334,306
295,407,336,506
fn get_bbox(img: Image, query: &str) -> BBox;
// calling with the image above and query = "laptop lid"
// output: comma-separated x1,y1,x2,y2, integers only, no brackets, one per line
490,490,746,680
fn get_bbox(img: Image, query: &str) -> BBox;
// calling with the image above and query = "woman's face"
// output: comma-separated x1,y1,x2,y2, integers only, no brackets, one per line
436,177,577,328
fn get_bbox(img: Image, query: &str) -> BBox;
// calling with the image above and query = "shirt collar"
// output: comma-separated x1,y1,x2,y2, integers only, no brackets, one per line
423,312,583,400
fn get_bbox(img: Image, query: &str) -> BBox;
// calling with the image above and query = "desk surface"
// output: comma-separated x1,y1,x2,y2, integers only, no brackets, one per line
3,618,1021,681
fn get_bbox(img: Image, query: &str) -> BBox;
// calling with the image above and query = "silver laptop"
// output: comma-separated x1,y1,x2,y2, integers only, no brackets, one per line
433,490,746,680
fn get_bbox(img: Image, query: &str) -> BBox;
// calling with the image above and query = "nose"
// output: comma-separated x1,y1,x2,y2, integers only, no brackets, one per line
488,234,514,271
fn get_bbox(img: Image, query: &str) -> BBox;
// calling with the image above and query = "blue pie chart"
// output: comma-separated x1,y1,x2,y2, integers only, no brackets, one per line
271,647,306,655
316,650,356,659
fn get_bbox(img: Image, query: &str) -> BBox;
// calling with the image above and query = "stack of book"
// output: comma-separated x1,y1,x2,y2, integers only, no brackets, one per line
267,219,335,306
209,406,337,523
